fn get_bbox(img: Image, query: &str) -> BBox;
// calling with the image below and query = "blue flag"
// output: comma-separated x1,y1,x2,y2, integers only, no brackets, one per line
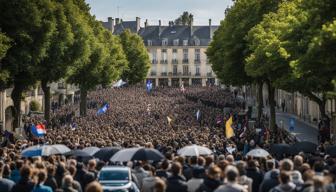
146,80,153,93
97,103,109,115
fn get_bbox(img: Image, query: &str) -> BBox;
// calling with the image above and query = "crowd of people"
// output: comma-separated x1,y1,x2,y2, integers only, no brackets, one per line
0,86,335,192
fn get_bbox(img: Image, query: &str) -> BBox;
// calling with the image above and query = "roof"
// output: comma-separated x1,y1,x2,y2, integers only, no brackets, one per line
100,166,130,171
101,19,219,46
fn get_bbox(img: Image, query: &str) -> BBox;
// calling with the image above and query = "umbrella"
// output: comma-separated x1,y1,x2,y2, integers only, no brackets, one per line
93,147,120,161
82,147,100,156
326,145,336,157
21,145,66,157
64,150,91,157
110,147,164,162
246,149,270,158
177,145,213,156
51,144,71,154
291,141,317,154
270,144,291,155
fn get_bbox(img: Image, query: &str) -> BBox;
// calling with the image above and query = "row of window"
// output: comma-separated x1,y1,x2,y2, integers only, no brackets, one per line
147,39,201,46
150,48,202,63
150,65,213,76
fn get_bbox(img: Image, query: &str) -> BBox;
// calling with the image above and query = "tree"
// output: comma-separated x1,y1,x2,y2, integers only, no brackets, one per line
36,0,75,122
206,0,282,123
0,0,56,128
175,11,194,26
119,29,150,85
0,32,11,90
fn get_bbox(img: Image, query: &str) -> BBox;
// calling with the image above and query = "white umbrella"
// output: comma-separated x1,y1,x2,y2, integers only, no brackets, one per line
246,148,270,158
22,145,69,157
52,144,71,154
110,147,164,162
177,145,213,157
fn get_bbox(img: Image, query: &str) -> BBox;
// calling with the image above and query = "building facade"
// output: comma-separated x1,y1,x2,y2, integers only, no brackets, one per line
102,17,219,87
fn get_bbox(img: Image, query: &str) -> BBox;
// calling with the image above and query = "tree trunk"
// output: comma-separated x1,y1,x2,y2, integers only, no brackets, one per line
257,81,263,123
11,85,23,129
41,81,51,123
267,80,276,132
80,87,87,116
304,91,329,120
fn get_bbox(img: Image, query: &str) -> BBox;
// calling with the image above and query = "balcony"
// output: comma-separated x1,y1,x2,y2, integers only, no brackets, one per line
150,72,157,76
172,59,178,64
182,59,189,64
152,59,158,64
182,72,191,76
195,73,201,76
160,60,168,64
161,72,168,76
207,72,213,77
194,59,201,64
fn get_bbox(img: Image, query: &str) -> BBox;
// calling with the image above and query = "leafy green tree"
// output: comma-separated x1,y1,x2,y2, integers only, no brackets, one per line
119,29,150,85
36,1,74,122
207,0,282,123
175,12,194,26
0,32,11,90
0,0,56,128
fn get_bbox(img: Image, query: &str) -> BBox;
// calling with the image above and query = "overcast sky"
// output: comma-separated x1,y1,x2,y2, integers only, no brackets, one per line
85,0,233,26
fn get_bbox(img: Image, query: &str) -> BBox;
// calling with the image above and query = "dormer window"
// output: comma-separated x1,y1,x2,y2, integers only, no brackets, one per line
194,39,200,46
173,39,179,46
183,40,188,46
162,38,168,46
147,40,152,46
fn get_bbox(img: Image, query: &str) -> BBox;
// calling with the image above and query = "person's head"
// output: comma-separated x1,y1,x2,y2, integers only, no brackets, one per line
207,165,221,180
279,171,291,184
293,155,303,169
154,177,166,192
205,156,214,167
68,165,77,177
198,156,205,166
62,175,73,188
225,165,239,183
236,161,247,176
160,160,170,170
302,169,315,182
226,155,234,164
171,162,182,176
20,165,32,179
85,181,103,192
88,159,96,171
37,170,47,184
247,160,257,169
189,156,198,165
280,159,293,171
266,159,275,171
313,160,325,173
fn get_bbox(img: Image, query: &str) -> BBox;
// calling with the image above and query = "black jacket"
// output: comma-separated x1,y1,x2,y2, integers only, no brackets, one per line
259,170,279,192
196,177,222,192
10,178,35,192
246,168,264,192
166,175,188,192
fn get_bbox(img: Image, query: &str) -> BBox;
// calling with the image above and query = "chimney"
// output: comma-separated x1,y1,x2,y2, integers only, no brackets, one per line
108,17,114,33
115,18,120,25
209,19,213,39
158,20,162,38
136,17,140,32
144,19,148,28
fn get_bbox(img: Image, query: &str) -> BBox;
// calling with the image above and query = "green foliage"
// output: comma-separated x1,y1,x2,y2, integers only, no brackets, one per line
207,0,282,86
119,29,150,85
0,32,11,89
29,100,41,112
175,11,193,26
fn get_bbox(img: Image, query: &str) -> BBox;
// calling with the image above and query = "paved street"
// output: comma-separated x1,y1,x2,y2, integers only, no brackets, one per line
276,112,318,144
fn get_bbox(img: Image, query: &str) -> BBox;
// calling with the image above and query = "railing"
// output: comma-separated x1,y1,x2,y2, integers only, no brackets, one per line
182,72,191,76
194,60,201,64
150,72,157,76
182,59,189,64
195,73,201,76
160,60,168,64
161,72,168,76
152,59,158,64
172,59,178,64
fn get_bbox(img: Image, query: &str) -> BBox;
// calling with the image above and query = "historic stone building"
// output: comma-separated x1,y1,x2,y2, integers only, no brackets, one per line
102,17,219,87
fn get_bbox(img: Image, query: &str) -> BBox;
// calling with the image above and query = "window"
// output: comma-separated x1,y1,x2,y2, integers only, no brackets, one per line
172,49,177,60
173,39,179,46
173,65,178,74
152,50,157,64
162,38,168,46
195,66,200,75
147,40,152,46
151,65,157,75
183,65,189,75
194,39,200,46
161,49,167,63
162,65,167,73
195,49,201,63
183,40,188,46
183,49,188,63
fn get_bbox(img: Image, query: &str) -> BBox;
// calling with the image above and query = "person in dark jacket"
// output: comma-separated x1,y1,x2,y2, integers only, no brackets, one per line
246,160,263,192
196,165,222,192
259,169,279,192
11,165,35,192
44,165,58,192
166,162,188,192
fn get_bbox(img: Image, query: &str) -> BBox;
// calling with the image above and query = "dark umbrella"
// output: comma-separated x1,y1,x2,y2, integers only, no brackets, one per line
270,144,291,155
64,150,92,157
326,145,336,157
82,147,100,156
93,147,121,161
110,147,164,162
291,141,317,154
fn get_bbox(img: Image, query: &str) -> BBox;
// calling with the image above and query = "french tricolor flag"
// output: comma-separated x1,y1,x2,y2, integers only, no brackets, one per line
31,124,46,137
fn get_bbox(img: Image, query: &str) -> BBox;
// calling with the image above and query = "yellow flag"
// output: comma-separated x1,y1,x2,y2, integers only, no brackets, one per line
225,116,234,138
167,116,172,126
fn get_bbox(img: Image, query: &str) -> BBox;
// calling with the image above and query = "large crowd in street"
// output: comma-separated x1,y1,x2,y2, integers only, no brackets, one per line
1,86,336,192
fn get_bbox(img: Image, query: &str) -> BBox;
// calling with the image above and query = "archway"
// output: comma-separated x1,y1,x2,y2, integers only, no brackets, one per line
5,106,15,131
